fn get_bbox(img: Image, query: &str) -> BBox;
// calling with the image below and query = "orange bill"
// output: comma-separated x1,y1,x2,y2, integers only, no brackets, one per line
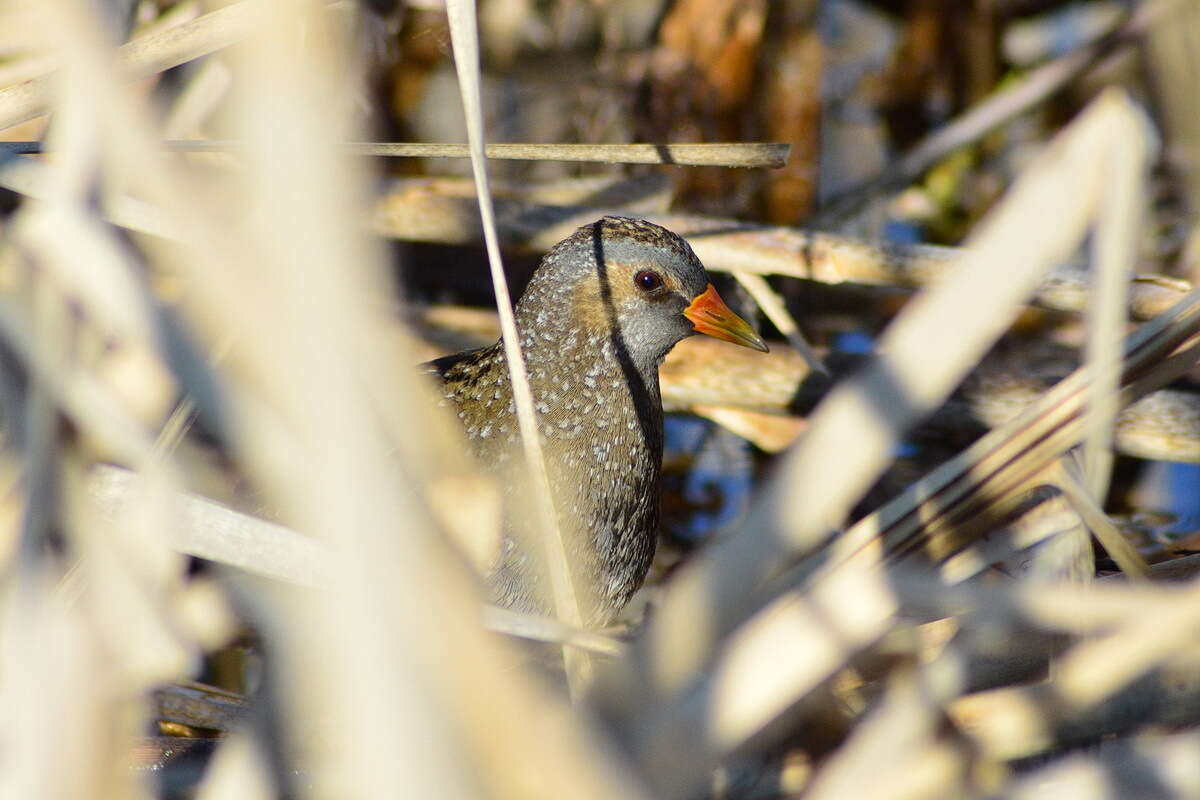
683,283,769,353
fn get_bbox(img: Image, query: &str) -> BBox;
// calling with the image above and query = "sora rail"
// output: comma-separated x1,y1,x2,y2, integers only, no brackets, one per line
428,217,767,625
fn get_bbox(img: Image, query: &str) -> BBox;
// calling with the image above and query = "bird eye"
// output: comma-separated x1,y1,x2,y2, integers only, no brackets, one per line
634,270,663,292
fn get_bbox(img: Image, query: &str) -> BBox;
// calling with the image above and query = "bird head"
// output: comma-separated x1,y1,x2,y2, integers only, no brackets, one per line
519,217,767,367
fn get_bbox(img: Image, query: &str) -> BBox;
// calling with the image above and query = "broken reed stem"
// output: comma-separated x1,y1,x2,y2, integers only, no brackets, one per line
0,140,791,168
1051,457,1151,579
731,270,829,376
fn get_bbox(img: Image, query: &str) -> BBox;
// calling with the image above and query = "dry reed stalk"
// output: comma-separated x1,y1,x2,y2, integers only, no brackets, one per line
1080,99,1147,501
2,139,791,168
163,57,233,139
444,0,591,695
0,4,206,797
1145,2,1200,238
1051,457,1150,578
155,682,247,732
730,270,828,375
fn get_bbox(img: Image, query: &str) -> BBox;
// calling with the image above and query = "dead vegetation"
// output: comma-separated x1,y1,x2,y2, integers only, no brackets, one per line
1,0,1200,798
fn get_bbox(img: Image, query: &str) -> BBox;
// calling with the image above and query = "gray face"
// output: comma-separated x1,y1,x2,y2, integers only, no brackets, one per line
517,217,711,368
